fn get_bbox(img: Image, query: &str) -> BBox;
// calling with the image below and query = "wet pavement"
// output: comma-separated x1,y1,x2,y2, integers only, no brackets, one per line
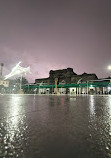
0,94,111,158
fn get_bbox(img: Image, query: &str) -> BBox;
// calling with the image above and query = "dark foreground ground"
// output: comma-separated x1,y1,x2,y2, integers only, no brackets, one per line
0,94,111,158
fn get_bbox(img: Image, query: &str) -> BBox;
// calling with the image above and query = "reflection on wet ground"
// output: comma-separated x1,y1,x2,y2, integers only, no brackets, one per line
0,94,111,158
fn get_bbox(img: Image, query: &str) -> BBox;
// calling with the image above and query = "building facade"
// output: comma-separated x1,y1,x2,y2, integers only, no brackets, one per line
35,68,98,84
22,68,111,95
31,68,98,94
0,78,9,94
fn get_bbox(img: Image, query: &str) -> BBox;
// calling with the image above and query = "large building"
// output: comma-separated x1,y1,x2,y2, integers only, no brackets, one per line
22,68,111,94
35,68,98,85
33,68,98,94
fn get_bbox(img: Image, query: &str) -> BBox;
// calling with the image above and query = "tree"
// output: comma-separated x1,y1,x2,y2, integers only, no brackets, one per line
8,77,28,93
16,76,28,85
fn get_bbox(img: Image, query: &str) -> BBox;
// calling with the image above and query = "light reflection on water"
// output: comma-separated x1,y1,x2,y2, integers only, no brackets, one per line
0,95,29,158
9,96,21,128
0,95,111,158
107,96,111,116
89,95,95,117
105,96,111,135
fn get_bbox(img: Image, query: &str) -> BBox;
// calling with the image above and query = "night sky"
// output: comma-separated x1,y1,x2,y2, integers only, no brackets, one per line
0,0,111,82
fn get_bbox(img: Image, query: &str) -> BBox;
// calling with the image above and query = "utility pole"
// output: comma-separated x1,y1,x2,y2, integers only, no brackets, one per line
20,74,22,92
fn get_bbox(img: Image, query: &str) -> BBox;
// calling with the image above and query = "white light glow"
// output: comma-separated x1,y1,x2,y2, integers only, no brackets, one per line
7,96,22,141
89,95,95,117
4,61,30,80
108,66,111,70
108,87,111,90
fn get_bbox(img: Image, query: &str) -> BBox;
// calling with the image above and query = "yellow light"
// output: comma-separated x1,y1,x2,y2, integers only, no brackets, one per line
108,66,111,70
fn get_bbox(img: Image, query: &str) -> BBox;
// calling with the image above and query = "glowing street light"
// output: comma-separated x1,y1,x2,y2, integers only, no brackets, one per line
108,65,111,70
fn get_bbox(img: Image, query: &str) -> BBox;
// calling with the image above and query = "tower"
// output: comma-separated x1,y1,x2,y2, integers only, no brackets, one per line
54,78,58,94
0,63,4,78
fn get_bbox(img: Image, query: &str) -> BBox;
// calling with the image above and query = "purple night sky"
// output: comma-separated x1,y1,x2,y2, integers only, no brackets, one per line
0,0,111,82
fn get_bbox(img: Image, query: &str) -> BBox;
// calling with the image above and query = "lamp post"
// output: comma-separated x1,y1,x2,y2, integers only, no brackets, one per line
20,74,22,92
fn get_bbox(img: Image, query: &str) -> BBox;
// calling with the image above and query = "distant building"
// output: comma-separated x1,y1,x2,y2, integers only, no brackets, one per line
35,68,98,85
0,79,9,87
22,68,111,95
0,76,9,94
0,63,9,93
34,68,98,94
